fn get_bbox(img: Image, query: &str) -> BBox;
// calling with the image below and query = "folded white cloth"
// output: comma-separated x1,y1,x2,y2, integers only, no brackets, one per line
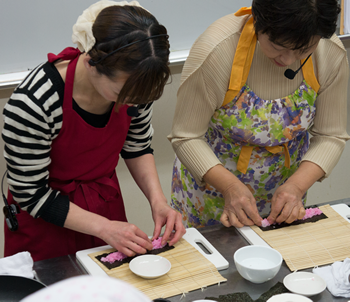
0,251,34,279
313,258,350,298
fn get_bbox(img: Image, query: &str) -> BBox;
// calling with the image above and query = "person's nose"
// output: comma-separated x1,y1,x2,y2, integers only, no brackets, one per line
279,50,297,66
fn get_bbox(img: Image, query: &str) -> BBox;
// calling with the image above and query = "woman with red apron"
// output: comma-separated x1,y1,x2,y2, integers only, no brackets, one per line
3,1,185,262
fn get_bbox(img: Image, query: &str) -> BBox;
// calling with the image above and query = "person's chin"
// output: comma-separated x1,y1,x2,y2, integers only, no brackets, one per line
271,59,287,67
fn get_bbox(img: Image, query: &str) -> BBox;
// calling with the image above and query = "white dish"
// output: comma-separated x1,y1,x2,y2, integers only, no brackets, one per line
129,255,171,279
267,293,313,302
234,245,282,284
283,272,326,296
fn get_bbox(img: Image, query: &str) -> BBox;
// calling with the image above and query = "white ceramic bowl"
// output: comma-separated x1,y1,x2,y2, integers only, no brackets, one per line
234,245,283,284
283,272,327,296
129,255,171,279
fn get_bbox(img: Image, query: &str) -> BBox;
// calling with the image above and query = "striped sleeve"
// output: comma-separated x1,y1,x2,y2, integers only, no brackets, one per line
2,63,70,227
120,102,154,159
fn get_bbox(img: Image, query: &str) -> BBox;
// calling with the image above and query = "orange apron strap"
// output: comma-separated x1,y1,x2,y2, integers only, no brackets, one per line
302,56,320,93
237,143,291,174
223,8,256,107
237,145,254,174
266,143,291,169
222,7,319,107
234,6,252,16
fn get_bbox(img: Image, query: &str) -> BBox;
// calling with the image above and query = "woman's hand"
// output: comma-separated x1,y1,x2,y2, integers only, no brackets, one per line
267,182,305,225
150,201,186,246
267,161,326,225
220,181,262,228
203,164,262,228
64,202,153,257
99,220,154,257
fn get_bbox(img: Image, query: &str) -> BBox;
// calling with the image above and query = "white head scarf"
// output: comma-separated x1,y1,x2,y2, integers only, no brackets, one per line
72,0,146,53
20,275,152,302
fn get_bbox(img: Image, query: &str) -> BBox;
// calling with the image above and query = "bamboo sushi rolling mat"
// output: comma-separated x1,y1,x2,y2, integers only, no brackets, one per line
88,238,227,300
250,204,350,271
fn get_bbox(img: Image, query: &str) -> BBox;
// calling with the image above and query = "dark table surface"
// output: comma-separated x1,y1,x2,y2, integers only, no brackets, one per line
33,199,350,302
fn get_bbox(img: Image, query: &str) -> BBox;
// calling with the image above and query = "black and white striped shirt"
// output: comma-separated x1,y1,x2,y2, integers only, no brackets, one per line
2,61,154,226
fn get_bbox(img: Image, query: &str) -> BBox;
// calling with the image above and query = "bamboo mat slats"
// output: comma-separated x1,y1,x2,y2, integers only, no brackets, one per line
88,238,227,300
250,204,350,271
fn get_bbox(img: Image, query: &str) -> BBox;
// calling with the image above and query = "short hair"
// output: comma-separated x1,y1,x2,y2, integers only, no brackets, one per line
88,5,170,105
252,0,341,50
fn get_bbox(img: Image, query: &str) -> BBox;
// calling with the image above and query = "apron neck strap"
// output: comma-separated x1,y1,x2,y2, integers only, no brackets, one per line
223,7,319,107
48,47,81,63
47,47,82,108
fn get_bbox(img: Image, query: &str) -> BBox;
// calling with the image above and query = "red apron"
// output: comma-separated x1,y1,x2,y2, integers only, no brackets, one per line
4,47,131,262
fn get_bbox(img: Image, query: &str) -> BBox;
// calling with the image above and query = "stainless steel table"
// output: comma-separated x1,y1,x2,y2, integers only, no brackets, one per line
33,199,350,302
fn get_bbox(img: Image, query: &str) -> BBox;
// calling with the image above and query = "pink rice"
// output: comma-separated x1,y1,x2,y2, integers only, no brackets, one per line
261,207,323,228
101,237,167,264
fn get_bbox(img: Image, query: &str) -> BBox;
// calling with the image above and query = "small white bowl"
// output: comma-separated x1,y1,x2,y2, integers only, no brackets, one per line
267,293,313,302
129,255,171,279
234,245,283,284
283,272,326,296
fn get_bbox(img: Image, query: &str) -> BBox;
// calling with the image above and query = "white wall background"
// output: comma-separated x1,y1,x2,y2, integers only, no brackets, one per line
0,40,350,259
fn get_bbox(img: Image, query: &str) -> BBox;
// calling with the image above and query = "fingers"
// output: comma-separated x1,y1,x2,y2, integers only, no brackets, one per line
267,196,284,224
235,208,255,226
298,207,306,219
220,210,244,228
152,223,162,242
167,213,186,246
240,206,262,226
132,227,153,251
161,214,176,245
221,199,261,227
220,212,232,227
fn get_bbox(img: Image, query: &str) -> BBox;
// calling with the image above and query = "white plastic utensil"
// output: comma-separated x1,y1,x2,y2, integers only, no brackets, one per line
283,272,327,296
129,255,171,279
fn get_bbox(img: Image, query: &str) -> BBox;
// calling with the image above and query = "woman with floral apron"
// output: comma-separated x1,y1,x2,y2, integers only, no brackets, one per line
169,1,349,228
3,1,185,261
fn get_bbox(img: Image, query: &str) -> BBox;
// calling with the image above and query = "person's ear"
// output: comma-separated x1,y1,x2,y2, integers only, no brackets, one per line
83,55,95,71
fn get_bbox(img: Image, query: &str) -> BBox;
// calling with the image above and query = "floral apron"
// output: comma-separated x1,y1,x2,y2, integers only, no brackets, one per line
171,7,320,228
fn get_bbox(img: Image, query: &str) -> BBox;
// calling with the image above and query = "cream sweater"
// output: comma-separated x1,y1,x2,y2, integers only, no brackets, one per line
168,13,350,186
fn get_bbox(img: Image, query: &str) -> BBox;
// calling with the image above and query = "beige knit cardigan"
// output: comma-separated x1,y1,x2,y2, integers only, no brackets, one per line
168,13,350,186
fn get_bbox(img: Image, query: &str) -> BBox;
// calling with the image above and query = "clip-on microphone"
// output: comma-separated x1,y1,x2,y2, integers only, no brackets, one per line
127,105,140,117
2,170,20,231
284,54,312,80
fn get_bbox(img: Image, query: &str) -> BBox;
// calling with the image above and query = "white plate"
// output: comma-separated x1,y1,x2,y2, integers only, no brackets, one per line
267,293,313,302
283,272,327,296
129,255,171,279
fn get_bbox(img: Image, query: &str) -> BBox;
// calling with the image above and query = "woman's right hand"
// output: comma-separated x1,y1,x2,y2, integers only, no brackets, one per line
98,220,153,257
220,181,262,228
64,203,153,257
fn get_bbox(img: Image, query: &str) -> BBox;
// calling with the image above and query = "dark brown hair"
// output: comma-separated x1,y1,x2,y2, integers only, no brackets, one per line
88,5,170,105
252,0,341,51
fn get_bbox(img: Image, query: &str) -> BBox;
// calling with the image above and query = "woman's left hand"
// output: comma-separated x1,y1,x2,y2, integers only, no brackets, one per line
151,201,186,246
267,182,306,224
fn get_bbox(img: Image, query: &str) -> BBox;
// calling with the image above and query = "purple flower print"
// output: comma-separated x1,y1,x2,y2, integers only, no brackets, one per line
265,174,283,191
207,219,221,226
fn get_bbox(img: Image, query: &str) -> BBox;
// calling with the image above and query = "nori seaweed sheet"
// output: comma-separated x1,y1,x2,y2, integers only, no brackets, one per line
259,206,328,231
205,282,288,302
254,282,289,302
95,244,175,270
205,292,254,302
